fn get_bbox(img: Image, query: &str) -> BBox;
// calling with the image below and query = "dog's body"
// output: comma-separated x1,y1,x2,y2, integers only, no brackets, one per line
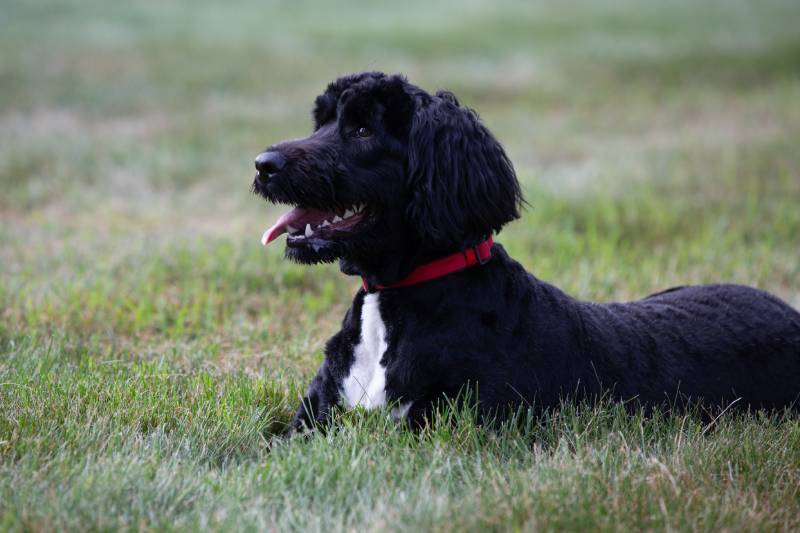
252,72,800,432
292,247,800,429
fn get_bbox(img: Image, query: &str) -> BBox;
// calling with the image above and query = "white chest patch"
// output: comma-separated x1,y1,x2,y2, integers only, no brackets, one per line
341,292,389,409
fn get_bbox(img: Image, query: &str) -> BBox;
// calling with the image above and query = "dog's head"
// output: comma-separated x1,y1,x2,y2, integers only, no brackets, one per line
252,71,523,284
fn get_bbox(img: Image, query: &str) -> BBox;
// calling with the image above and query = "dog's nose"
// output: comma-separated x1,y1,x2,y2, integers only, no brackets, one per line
255,151,287,178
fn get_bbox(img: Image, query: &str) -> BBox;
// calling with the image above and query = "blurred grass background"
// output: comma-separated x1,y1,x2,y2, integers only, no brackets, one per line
1,0,799,530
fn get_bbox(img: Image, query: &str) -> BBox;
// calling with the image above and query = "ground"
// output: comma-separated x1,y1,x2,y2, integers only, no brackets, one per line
1,0,799,530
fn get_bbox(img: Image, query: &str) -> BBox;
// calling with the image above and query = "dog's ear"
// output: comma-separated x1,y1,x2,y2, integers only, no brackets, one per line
406,91,523,249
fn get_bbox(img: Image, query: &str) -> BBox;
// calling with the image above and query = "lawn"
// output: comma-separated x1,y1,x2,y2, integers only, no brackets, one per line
1,0,799,530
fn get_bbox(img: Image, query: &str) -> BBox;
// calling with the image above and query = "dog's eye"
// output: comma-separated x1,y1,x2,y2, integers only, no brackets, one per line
354,126,372,138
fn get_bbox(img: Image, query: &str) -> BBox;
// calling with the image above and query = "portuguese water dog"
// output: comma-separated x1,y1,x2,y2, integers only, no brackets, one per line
251,72,800,432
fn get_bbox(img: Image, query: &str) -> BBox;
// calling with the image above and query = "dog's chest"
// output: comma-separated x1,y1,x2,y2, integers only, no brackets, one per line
340,292,389,409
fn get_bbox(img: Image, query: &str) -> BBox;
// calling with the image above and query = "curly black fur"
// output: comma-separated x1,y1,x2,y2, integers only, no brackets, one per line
252,72,800,432
253,72,522,284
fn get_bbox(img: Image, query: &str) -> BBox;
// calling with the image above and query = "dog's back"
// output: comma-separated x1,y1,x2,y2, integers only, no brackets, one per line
576,284,800,410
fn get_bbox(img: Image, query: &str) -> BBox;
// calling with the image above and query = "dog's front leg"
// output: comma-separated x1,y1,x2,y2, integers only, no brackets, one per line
288,362,338,436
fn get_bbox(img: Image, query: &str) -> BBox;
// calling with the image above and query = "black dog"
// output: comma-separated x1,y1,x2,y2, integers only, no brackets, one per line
252,72,800,432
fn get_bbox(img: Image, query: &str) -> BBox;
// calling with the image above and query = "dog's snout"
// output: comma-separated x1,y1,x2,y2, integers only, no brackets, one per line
255,151,287,178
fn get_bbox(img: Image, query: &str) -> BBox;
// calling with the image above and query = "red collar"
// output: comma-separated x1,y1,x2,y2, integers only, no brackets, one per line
362,236,494,291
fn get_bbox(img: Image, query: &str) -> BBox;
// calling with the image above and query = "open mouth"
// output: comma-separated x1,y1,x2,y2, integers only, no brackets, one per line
261,204,368,246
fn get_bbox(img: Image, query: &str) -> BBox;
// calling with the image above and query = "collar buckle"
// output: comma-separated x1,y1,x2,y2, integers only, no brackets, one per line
474,244,490,265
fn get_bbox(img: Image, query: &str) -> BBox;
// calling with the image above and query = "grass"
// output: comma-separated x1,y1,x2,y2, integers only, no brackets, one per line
1,0,800,530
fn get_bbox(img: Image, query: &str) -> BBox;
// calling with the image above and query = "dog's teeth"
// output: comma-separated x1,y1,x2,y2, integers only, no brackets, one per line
305,223,313,237
355,204,364,213
286,224,298,234
332,215,342,223
344,209,354,219
321,220,330,227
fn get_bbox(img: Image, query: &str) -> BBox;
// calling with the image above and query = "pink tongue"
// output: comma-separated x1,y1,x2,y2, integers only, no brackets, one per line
261,207,332,246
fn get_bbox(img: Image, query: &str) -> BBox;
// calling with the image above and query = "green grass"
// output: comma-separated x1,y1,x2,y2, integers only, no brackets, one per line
2,0,800,530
